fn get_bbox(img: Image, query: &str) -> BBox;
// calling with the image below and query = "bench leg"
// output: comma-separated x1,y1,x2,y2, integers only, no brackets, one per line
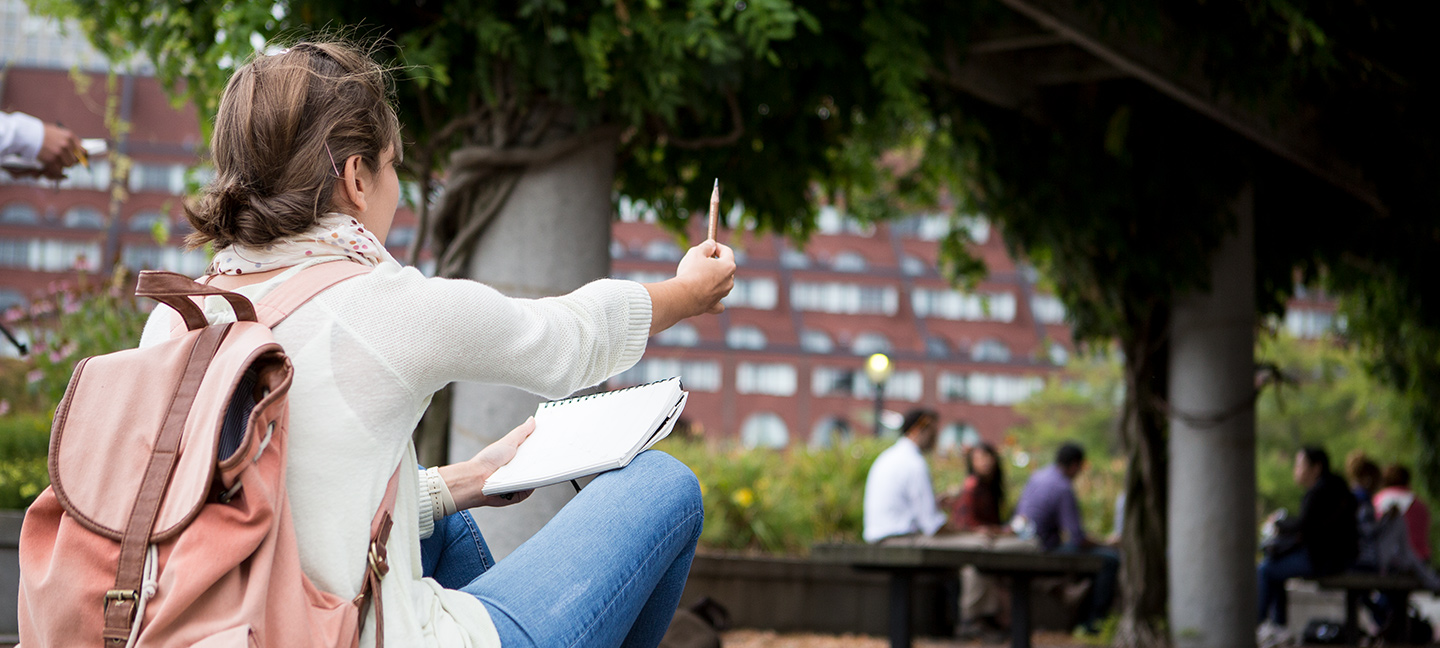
889,570,912,648
1011,573,1032,648
1343,588,1360,644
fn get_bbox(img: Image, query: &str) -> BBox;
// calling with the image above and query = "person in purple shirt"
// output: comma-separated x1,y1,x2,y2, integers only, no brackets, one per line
1014,442,1119,634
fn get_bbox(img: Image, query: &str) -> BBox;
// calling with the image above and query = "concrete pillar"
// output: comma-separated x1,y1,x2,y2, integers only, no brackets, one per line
1168,184,1257,648
449,135,617,559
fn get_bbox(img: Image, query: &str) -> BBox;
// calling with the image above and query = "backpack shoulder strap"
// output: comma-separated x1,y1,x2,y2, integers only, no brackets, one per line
252,260,374,328
355,464,402,648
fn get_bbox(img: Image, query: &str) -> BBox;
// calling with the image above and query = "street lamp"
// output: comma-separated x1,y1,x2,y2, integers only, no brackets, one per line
865,352,893,436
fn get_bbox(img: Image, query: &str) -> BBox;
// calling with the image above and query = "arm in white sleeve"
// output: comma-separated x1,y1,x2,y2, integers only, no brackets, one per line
0,112,45,160
323,264,652,400
910,458,948,536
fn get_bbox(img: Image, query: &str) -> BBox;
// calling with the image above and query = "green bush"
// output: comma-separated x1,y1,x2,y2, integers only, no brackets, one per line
0,412,52,509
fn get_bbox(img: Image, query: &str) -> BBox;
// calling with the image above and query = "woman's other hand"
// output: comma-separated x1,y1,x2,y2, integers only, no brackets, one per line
645,240,736,334
438,417,537,509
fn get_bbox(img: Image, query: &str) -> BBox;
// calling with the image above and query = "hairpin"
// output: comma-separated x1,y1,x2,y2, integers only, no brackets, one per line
325,141,342,179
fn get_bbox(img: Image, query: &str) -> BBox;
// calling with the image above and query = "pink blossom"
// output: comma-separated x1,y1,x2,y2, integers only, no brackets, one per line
25,370,43,385
0,400,9,416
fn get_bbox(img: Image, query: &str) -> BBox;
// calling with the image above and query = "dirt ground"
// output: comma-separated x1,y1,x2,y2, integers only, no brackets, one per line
721,629,1094,647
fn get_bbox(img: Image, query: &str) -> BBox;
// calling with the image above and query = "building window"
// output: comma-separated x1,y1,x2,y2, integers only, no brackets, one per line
614,270,670,284
799,329,834,354
0,239,29,267
960,216,991,244
726,325,767,350
613,358,722,392
1285,309,1334,339
655,322,700,347
938,372,1044,405
1031,295,1066,325
1,202,38,225
811,367,856,397
121,245,164,270
816,206,874,236
937,422,980,456
130,163,184,194
780,248,810,269
831,251,867,272
62,206,105,229
741,412,789,449
792,282,898,315
129,211,167,233
642,240,682,261
810,418,852,448
35,239,101,271
59,159,109,191
925,336,949,358
851,332,891,356
857,369,923,402
901,255,928,277
912,288,1016,322
736,362,797,396
1047,342,1069,366
971,339,1012,363
387,227,416,248
726,277,778,310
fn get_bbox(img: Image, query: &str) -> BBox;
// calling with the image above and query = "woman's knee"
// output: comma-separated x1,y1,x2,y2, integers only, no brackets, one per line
621,451,702,518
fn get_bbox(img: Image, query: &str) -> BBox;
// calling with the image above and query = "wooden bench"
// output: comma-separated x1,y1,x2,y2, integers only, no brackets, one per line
811,542,1103,648
1310,571,1433,642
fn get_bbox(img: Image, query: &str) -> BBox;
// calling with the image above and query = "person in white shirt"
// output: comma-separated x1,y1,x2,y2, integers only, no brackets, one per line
0,111,80,179
863,409,948,543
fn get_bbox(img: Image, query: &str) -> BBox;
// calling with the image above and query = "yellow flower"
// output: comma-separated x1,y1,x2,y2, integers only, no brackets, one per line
732,487,755,508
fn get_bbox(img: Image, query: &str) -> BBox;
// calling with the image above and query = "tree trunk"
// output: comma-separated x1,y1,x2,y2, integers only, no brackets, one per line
447,133,618,559
1114,305,1170,648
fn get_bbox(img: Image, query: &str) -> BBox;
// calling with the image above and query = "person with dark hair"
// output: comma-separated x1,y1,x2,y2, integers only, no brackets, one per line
952,443,1007,531
863,409,947,543
131,41,737,648
1257,446,1359,647
1347,452,1382,568
951,442,1012,636
1013,442,1118,634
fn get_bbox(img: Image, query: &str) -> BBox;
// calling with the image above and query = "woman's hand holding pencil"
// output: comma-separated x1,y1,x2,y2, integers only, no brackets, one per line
639,177,736,335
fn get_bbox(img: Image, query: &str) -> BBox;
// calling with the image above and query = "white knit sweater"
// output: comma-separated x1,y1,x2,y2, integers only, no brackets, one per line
139,260,652,648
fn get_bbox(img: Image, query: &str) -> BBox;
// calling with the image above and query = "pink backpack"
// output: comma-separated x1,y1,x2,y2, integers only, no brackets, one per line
19,261,399,648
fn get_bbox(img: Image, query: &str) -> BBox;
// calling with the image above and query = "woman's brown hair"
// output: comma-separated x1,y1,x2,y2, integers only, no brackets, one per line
186,40,402,250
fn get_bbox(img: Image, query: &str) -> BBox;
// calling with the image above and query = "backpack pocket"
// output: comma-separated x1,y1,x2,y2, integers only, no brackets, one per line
191,625,258,648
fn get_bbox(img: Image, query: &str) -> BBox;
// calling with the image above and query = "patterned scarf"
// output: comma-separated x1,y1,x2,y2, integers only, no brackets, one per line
207,212,397,275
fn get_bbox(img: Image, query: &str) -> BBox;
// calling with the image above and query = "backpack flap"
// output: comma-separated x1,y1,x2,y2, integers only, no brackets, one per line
49,321,292,542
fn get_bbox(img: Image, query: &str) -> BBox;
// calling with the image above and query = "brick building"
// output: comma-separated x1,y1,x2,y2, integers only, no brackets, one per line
0,0,1336,450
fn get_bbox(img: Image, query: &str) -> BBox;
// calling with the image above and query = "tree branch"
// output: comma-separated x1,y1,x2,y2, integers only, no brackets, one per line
656,89,745,150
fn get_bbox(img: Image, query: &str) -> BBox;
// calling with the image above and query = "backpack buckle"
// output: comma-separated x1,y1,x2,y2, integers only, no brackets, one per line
105,589,138,602
367,539,389,578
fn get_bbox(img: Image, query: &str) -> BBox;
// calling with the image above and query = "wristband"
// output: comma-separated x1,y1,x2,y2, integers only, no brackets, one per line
425,467,460,518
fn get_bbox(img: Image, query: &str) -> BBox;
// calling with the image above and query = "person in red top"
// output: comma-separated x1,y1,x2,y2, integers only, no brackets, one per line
1374,464,1431,562
951,443,1007,531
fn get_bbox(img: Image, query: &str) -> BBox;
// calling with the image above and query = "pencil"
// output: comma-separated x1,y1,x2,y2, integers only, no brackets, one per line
707,178,720,244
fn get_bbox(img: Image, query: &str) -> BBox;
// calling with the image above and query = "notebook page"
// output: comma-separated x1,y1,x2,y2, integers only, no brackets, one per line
483,378,684,493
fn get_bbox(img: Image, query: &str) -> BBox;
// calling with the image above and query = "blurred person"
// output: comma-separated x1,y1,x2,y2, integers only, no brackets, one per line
1013,442,1118,635
951,443,1007,532
863,409,947,543
1347,453,1382,568
1374,464,1431,562
0,111,81,179
1257,447,1359,647
951,443,1013,638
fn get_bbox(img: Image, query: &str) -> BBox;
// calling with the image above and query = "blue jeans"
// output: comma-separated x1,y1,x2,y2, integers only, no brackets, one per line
420,451,703,648
1257,549,1314,626
1056,545,1119,628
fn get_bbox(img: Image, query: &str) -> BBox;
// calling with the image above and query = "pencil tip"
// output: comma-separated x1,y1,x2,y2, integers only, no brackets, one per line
713,178,719,189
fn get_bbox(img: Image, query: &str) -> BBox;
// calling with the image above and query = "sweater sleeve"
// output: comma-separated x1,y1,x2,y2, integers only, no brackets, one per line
320,263,652,400
0,112,44,160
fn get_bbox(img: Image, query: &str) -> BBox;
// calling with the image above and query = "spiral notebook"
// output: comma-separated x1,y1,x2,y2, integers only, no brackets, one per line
482,377,689,495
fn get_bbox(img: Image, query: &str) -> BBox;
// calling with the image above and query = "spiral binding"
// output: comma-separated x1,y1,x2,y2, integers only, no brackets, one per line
539,376,682,409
